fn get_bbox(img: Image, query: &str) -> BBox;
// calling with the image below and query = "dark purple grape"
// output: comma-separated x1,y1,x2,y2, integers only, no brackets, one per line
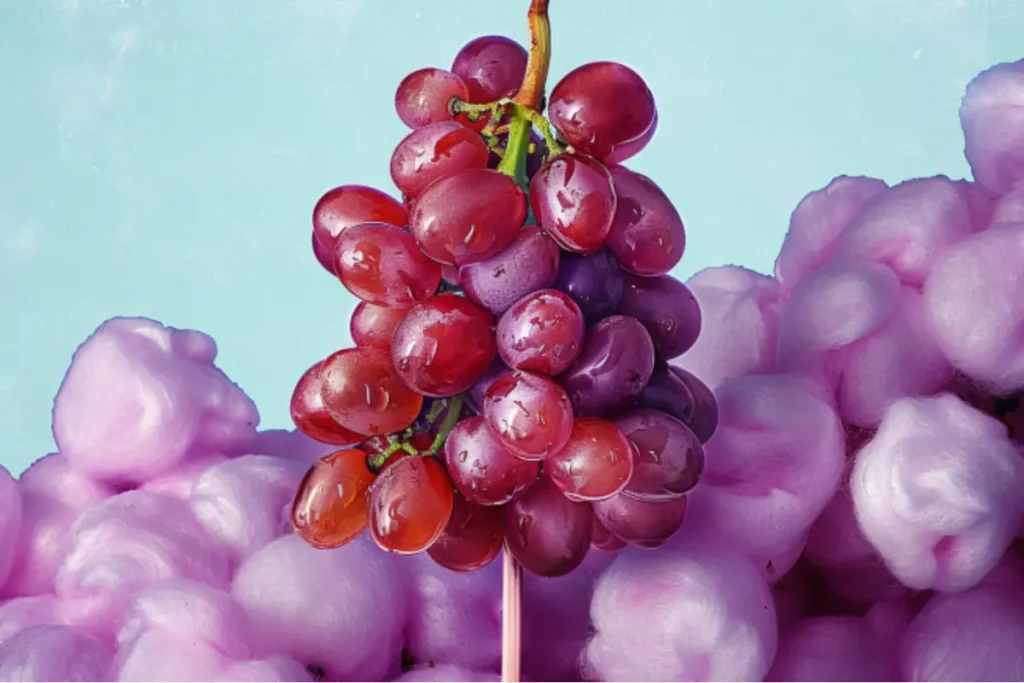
553,250,624,324
451,35,528,103
443,416,539,506
460,225,560,314
558,315,655,417
636,364,718,444
616,408,705,501
592,493,687,548
606,166,686,276
529,154,616,254
619,273,702,359
503,477,593,577
465,357,511,415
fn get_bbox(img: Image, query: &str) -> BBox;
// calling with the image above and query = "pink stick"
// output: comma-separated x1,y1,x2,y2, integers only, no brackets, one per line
501,548,523,682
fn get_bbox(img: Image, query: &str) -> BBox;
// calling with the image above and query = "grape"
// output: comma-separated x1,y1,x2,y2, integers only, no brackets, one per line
553,249,624,323
320,347,424,435
591,493,687,548
619,273,702,359
290,362,364,446
636,363,719,444
483,370,574,460
368,455,455,554
441,263,461,287
460,225,561,315
545,418,634,502
391,294,497,397
291,448,375,549
312,231,336,276
529,154,616,254
313,185,408,255
606,166,686,276
350,302,407,352
427,493,504,572
451,35,528,103
616,408,705,501
390,121,490,199
395,68,469,129
591,516,627,552
335,222,442,308
547,61,657,163
443,416,539,506
496,289,584,376
559,315,655,417
465,357,511,415
409,168,527,267
503,476,593,577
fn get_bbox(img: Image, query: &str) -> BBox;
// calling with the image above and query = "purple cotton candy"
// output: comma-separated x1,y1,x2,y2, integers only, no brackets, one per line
584,540,777,682
0,595,63,644
960,59,1024,193
0,467,20,591
774,175,888,293
766,614,902,682
52,317,259,483
55,491,232,642
852,394,1024,592
0,624,113,682
214,656,312,682
677,266,782,389
231,533,406,682
250,429,335,467
925,222,1024,393
395,663,501,682
992,181,1024,225
141,453,230,499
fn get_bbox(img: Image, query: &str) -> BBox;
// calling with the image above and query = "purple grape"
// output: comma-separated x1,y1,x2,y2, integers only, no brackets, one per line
636,364,719,444
558,315,655,417
592,493,688,548
619,273,702,359
465,357,511,415
460,225,560,314
311,231,336,276
553,250,624,323
591,516,627,552
615,408,705,501
503,477,593,577
606,166,686,276
443,416,540,506
451,35,528,103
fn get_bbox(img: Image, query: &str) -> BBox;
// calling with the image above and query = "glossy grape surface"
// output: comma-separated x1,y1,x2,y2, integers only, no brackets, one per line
444,416,540,506
427,493,504,572
320,347,423,435
636,363,719,444
335,222,441,308
619,273,702,359
545,418,634,502
350,302,407,353
291,448,375,549
290,362,363,445
390,121,490,199
616,408,705,501
606,166,686,276
592,493,687,548
496,289,585,376
483,370,575,460
313,185,408,254
460,225,561,315
503,476,593,577
451,35,528,103
553,249,624,324
395,68,469,129
368,455,455,554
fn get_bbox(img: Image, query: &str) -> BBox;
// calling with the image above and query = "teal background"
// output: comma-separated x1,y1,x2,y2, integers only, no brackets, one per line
1,0,1022,475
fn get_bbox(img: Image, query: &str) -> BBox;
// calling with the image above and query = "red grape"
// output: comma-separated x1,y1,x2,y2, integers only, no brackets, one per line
496,289,584,376
482,370,574,460
349,302,407,352
313,185,408,255
592,493,687,548
368,455,455,554
636,363,719,444
460,225,561,315
428,493,504,572
451,35,528,103
390,121,490,199
443,416,539,506
395,68,469,129
616,408,705,501
546,417,634,502
606,166,686,276
290,362,363,445
311,231,336,276
409,168,527,267
503,476,593,577
320,347,424,435
591,516,627,552
619,273,702,359
547,62,657,163
335,222,442,308
529,154,617,254
391,294,497,397
291,448,375,549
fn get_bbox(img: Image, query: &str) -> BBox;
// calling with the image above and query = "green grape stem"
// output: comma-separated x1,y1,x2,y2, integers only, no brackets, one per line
427,393,464,456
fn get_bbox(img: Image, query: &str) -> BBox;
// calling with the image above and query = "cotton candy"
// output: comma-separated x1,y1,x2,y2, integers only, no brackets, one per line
0,624,113,682
960,59,1024,193
584,540,777,682
774,175,888,293
213,656,312,682
0,467,20,591
956,179,1001,232
231,533,406,682
0,595,63,645
766,613,903,682
52,317,259,483
250,429,335,467
852,393,1024,592
141,453,231,499
991,181,1024,225
394,663,500,682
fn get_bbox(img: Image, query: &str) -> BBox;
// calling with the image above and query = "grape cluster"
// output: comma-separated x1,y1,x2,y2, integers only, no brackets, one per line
289,31,717,578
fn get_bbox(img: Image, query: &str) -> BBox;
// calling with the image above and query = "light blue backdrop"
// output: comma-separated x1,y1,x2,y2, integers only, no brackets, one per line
1,0,1021,475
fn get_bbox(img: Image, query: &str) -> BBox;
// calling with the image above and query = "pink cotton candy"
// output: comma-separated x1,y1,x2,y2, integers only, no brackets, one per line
960,59,1024,193
678,373,845,580
0,468,20,591
250,429,335,467
214,656,312,682
766,614,902,682
956,179,1002,232
852,394,1024,592
0,595,63,644
924,222,1024,393
52,317,259,483
232,533,406,682
141,453,230,499
400,553,502,673
774,175,888,293
992,181,1024,225
189,455,307,563
0,624,113,682
394,663,500,682
828,177,973,286
55,491,231,642
584,541,777,682
677,266,782,389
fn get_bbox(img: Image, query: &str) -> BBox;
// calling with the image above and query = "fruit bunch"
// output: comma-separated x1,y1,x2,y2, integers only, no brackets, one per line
289,0,716,577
